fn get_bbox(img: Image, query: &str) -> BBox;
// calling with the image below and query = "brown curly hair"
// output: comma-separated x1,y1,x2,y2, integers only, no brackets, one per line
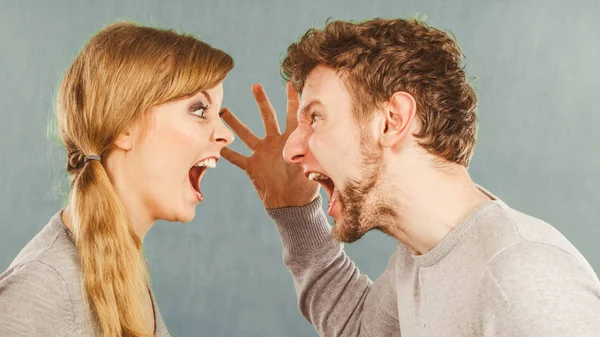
281,17,478,167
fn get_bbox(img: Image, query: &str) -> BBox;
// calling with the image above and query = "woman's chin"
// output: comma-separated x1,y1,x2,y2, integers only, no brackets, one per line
178,208,197,223
161,206,197,224
165,190,202,223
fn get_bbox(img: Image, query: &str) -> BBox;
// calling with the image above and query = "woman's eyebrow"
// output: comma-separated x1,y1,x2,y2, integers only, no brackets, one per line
200,91,212,105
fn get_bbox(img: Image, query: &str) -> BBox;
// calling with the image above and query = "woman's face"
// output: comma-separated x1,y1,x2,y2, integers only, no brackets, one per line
112,82,233,226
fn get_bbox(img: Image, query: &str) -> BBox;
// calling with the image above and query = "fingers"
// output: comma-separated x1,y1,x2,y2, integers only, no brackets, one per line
220,147,248,170
252,84,281,136
285,82,300,132
220,108,260,150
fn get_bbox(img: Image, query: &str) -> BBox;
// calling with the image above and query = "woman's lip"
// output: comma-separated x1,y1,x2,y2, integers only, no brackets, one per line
188,166,207,203
189,179,203,202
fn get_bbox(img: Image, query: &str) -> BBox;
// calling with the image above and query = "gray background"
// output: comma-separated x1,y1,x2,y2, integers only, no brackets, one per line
1,0,599,336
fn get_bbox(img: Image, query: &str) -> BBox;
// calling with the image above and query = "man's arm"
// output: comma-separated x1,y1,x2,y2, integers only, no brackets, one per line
267,195,400,336
486,241,600,336
220,83,400,336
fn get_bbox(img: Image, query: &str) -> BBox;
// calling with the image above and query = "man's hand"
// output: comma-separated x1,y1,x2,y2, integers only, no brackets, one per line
220,83,319,209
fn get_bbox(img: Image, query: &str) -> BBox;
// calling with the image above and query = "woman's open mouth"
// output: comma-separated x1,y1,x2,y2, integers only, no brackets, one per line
189,157,218,202
306,172,339,216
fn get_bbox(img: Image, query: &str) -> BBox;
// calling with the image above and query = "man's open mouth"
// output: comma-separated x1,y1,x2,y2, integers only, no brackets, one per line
306,171,338,214
189,157,218,200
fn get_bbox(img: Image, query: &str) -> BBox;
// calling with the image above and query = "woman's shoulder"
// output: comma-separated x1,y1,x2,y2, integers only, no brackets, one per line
0,211,82,335
0,258,79,335
8,210,78,268
1,210,81,296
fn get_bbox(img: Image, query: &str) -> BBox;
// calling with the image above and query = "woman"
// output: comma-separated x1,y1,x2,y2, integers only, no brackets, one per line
0,21,234,336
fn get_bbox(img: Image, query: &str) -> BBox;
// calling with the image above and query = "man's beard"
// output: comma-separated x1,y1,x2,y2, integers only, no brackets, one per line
331,136,399,243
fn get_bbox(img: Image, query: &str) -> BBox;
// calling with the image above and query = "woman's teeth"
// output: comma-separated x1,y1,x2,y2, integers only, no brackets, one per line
308,172,329,181
196,158,217,168
190,158,217,197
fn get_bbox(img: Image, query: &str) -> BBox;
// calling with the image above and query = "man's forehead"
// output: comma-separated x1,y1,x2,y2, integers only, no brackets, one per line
303,66,337,92
298,73,331,108
298,69,346,112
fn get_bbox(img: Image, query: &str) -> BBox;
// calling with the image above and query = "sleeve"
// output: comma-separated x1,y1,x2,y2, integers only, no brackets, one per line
485,241,600,337
266,195,400,337
0,261,77,336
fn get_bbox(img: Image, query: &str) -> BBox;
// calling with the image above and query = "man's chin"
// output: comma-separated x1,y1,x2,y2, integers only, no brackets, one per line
332,218,367,243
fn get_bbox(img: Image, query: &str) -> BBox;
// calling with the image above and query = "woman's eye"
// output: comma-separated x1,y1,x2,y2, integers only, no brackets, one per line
191,104,209,119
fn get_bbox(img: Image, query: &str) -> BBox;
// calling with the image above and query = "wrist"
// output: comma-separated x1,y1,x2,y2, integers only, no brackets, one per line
265,198,317,210
264,193,320,210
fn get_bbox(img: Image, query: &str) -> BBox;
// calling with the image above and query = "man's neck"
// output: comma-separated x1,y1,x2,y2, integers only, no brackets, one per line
384,162,492,255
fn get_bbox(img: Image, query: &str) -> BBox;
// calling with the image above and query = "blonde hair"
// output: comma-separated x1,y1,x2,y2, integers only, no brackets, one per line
56,22,233,336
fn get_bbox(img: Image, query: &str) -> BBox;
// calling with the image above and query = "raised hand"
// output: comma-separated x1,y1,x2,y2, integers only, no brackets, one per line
220,83,319,209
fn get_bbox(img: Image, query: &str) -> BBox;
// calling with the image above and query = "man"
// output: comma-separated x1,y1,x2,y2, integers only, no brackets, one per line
221,17,600,336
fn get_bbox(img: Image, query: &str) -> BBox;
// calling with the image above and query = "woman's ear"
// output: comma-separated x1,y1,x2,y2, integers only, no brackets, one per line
379,91,417,148
113,124,137,151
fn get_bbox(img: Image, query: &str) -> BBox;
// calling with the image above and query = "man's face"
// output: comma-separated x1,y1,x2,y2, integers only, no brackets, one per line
283,65,393,242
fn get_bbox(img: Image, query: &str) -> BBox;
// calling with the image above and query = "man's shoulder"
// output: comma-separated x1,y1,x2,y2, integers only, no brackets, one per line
488,239,597,282
494,203,595,272
472,186,579,257
468,201,586,265
500,204,575,251
484,204,600,291
483,239,600,332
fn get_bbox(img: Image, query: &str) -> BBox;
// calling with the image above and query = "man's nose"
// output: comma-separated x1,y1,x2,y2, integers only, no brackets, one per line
283,126,310,165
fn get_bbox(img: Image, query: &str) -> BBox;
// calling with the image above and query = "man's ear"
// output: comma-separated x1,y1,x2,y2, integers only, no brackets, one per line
113,124,137,151
379,91,417,148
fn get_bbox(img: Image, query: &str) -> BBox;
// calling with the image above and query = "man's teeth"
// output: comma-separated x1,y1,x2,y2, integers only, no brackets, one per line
308,172,330,181
196,158,217,168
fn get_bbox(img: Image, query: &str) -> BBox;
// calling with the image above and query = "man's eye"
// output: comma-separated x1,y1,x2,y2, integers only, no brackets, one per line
310,113,321,125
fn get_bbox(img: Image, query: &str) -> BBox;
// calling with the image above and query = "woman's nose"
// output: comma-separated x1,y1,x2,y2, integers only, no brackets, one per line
213,118,234,146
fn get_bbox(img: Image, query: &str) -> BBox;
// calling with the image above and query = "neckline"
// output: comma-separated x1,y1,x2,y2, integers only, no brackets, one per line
411,185,504,267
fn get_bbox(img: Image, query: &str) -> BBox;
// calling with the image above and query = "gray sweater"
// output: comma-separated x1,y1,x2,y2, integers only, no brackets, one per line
266,189,600,336
0,211,171,336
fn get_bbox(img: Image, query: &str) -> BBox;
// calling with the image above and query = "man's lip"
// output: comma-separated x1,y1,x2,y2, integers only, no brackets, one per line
304,170,336,200
303,170,329,179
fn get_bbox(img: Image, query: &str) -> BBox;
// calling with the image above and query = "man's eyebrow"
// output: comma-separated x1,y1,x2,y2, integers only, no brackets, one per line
299,100,324,117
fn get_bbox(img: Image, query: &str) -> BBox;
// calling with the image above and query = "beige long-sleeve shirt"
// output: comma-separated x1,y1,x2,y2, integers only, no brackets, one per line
266,189,600,336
